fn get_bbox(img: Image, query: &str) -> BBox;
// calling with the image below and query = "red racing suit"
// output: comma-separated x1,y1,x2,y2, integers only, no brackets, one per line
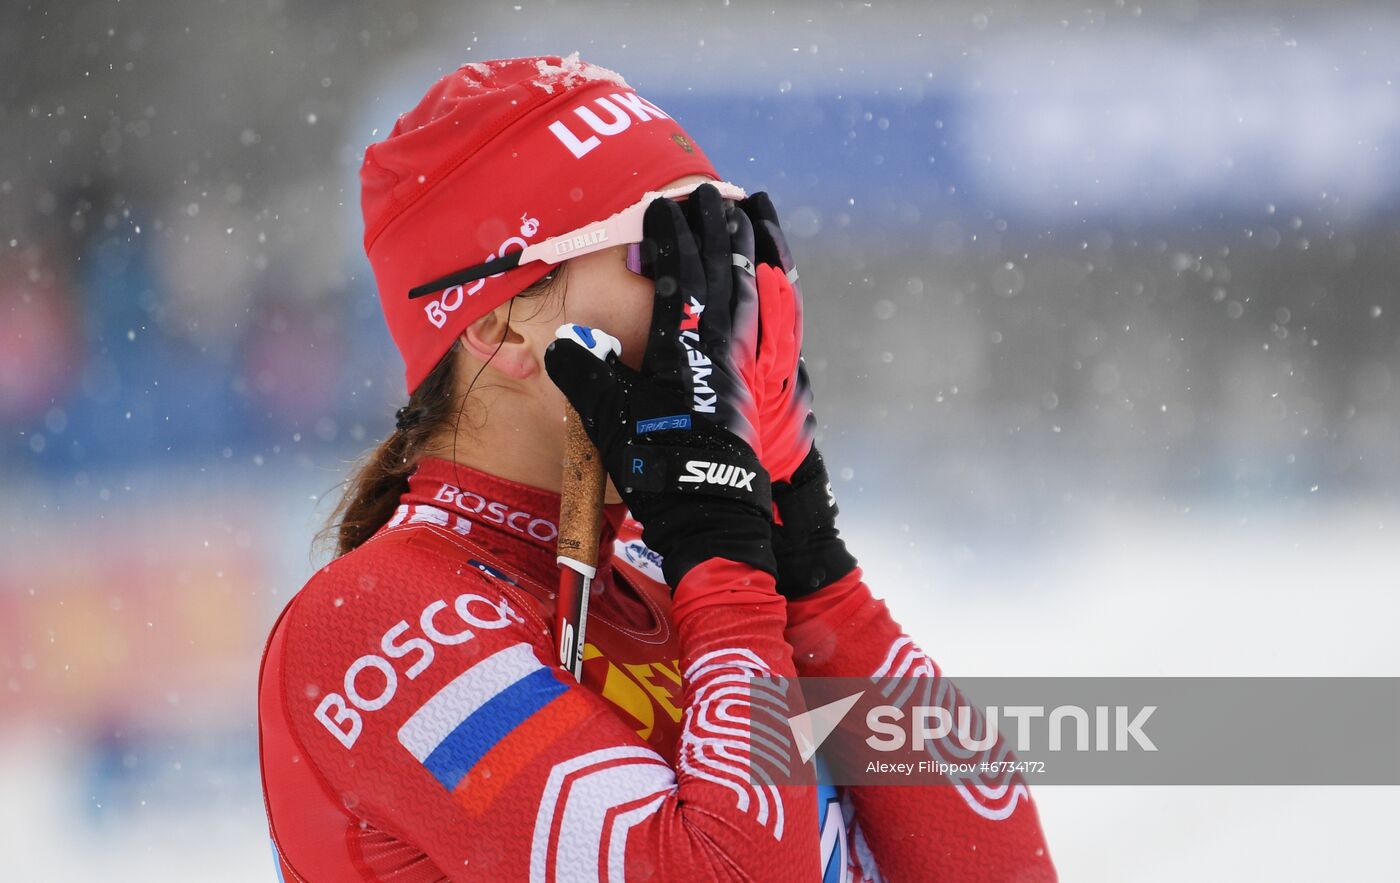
259,456,1055,881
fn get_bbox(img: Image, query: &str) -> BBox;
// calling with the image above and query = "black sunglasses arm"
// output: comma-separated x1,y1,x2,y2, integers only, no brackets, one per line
407,250,525,300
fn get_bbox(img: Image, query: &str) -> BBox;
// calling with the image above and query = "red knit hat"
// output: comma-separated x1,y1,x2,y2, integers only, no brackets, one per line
361,54,720,392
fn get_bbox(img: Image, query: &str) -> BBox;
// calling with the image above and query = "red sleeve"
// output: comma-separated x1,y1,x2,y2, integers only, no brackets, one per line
262,534,819,883
785,569,1057,882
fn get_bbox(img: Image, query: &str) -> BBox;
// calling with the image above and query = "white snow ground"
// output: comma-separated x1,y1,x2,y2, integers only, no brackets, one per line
3,490,1396,881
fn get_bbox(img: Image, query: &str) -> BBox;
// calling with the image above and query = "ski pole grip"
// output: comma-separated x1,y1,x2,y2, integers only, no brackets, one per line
557,407,606,570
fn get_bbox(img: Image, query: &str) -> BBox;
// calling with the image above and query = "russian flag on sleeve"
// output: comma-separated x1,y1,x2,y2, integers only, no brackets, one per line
397,642,592,816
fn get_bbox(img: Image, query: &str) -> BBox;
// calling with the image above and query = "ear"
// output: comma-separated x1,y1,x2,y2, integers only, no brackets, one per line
459,302,538,380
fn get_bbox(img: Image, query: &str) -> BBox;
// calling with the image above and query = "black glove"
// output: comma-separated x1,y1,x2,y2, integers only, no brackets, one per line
736,193,858,598
770,445,858,598
736,191,818,484
544,184,773,588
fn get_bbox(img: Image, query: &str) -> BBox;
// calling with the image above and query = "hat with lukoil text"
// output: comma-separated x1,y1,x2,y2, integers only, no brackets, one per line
360,54,719,393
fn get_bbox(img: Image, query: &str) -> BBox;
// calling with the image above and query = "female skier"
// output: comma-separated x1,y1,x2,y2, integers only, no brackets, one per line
258,55,1055,882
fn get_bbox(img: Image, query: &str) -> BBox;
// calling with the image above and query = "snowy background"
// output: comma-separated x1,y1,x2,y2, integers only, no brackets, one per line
3,1,1399,880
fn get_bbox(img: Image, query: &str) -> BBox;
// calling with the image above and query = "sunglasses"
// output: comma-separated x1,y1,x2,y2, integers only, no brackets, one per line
407,180,748,301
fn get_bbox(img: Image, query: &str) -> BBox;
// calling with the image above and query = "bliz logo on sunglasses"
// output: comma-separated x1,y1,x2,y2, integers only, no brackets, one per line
548,92,674,160
679,460,756,491
553,228,608,256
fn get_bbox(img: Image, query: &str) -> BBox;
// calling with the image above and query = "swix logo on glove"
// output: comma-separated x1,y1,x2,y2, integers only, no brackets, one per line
679,297,717,413
679,460,757,491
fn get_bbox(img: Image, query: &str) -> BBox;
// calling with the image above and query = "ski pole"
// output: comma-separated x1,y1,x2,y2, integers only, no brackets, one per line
555,401,606,681
553,323,620,682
